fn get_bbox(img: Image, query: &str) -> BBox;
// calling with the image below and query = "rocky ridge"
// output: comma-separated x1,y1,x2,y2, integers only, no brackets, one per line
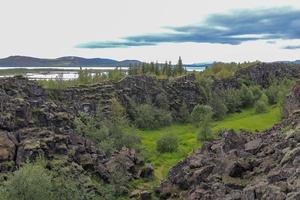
0,76,151,187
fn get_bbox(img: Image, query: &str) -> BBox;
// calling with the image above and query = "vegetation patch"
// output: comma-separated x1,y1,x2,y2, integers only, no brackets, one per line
138,105,281,180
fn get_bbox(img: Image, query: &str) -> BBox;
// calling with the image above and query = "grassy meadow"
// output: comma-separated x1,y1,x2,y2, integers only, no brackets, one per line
138,104,281,180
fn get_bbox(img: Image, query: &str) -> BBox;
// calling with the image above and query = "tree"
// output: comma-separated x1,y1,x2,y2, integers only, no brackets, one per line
254,93,269,113
224,89,242,113
251,85,263,101
210,93,228,120
134,104,172,129
177,102,190,123
197,120,213,141
190,104,213,126
155,93,169,110
156,134,178,153
239,84,254,107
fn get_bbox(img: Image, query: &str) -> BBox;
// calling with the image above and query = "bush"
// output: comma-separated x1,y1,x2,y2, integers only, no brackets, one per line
239,84,254,107
190,104,213,126
254,100,268,113
197,121,214,141
265,84,278,105
177,102,190,123
0,161,93,200
224,89,242,113
0,162,54,200
155,93,169,110
134,104,172,129
210,93,228,120
156,134,178,153
251,86,263,101
254,93,269,113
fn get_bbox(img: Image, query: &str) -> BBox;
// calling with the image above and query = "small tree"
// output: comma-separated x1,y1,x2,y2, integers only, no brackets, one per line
0,162,54,200
177,102,190,123
224,89,242,113
210,93,228,120
254,93,269,113
251,86,263,101
134,104,172,129
197,120,213,141
156,134,178,153
239,84,254,107
190,104,213,126
155,93,169,110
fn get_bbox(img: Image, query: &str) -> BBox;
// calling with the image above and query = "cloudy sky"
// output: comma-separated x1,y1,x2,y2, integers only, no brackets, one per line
1,0,300,63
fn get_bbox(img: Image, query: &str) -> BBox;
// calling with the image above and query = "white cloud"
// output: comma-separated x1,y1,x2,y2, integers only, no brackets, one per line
0,0,300,63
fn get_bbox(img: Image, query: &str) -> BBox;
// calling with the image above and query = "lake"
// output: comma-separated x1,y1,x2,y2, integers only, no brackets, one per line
0,66,205,80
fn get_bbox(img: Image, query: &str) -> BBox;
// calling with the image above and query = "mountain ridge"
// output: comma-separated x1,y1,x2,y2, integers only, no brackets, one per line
0,56,141,67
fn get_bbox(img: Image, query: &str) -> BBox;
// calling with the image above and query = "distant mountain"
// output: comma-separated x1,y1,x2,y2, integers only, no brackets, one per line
0,56,141,67
274,60,300,64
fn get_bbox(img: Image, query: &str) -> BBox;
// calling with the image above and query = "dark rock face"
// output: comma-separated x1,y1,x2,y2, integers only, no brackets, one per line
60,74,205,119
284,82,300,118
0,77,149,183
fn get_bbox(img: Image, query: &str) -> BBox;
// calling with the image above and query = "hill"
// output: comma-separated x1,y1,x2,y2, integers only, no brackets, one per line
0,56,141,67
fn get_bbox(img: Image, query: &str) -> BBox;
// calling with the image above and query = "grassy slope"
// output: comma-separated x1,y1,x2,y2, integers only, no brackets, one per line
138,105,281,180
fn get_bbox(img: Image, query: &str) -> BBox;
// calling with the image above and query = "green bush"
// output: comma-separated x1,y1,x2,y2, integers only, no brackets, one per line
134,104,172,129
156,134,178,153
197,121,214,141
190,104,213,126
210,93,228,120
239,84,254,107
177,102,190,123
155,93,169,110
254,93,269,114
0,162,54,200
265,84,278,105
250,85,263,101
0,161,93,200
224,89,242,113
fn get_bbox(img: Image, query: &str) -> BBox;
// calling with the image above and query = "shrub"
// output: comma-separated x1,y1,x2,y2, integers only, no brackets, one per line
224,89,242,113
190,104,213,126
239,84,254,107
0,161,93,200
156,134,178,153
254,93,269,114
134,104,172,129
197,121,214,141
177,102,190,123
155,93,169,110
251,86,263,101
210,93,228,120
265,84,278,105
254,100,268,113
0,162,54,200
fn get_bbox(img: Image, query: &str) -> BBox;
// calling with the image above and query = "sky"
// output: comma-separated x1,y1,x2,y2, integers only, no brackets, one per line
1,0,300,63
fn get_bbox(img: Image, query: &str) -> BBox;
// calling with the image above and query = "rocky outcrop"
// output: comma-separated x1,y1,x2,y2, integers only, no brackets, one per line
60,74,205,119
157,81,300,200
0,77,150,184
284,82,300,118
214,62,300,91
157,125,300,199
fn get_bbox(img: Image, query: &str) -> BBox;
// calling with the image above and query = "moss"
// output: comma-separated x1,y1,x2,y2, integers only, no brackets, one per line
23,140,41,150
222,175,249,188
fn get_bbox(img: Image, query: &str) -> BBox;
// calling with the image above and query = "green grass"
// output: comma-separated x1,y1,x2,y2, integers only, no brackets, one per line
138,104,281,180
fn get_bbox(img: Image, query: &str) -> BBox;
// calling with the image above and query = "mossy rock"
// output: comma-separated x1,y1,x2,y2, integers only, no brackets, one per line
280,147,300,165
23,140,41,150
222,175,249,189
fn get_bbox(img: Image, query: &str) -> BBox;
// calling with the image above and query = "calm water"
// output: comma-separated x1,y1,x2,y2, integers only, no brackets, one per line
0,66,205,80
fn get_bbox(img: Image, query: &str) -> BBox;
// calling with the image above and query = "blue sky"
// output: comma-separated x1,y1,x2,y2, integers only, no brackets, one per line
1,0,300,63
